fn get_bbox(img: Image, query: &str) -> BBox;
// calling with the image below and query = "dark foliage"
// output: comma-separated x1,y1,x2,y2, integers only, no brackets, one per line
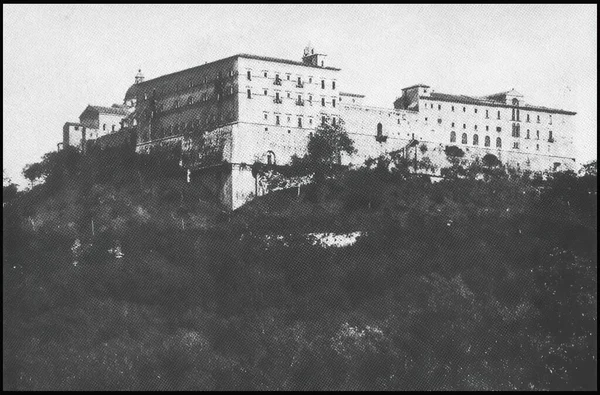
2,151,597,390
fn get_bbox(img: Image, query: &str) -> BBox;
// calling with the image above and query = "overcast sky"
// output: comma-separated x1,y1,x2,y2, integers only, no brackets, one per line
3,4,597,187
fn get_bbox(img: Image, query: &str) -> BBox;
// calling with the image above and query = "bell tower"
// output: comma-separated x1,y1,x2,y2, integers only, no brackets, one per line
135,69,144,84
302,44,327,67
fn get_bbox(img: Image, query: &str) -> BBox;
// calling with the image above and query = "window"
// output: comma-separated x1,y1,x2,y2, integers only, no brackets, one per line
536,130,539,140
486,126,489,131
103,124,106,131
438,104,442,110
450,131,456,142
112,125,115,132
452,106,455,112
549,114,552,125
537,115,540,123
497,110,501,120
474,108,478,113
264,72,268,77
496,137,502,148
332,81,336,90
309,77,312,83
463,107,466,112
484,136,491,147
548,130,554,142
309,95,313,103
526,129,530,139
474,125,478,130
513,142,520,149
377,123,383,137
526,114,530,122
512,123,520,137
451,122,455,127
322,116,326,125
461,133,468,144
463,123,466,129
188,96,194,105
486,109,489,118
275,115,280,125
267,151,275,165
536,144,539,151
275,92,280,103
309,118,313,125
473,134,479,145
332,98,336,107
247,89,252,99
262,113,268,120
496,126,502,132
321,98,325,106
332,117,336,126
74,126,79,130
247,71,251,80
298,118,302,128
286,74,290,80
321,80,325,89
287,92,291,98
438,118,442,124
264,90,267,96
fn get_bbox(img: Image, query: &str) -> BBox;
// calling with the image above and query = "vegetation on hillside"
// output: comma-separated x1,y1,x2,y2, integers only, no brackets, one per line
3,137,597,390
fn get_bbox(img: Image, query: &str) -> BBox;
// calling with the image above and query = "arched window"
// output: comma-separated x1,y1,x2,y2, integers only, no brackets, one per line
377,123,383,137
484,136,491,147
450,131,456,142
266,151,276,166
473,134,479,145
496,137,502,148
461,133,468,144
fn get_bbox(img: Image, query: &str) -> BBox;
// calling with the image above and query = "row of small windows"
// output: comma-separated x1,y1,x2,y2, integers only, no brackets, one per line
451,132,502,148
263,113,337,128
436,119,555,142
425,102,554,124
248,89,337,107
247,70,335,90
449,132,547,151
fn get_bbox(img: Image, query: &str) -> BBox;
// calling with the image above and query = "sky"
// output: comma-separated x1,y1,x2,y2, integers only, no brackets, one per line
3,4,597,188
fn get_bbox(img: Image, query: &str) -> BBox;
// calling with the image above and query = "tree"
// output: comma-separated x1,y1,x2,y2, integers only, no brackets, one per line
304,118,356,182
482,153,501,168
3,170,19,203
580,160,597,177
22,162,44,188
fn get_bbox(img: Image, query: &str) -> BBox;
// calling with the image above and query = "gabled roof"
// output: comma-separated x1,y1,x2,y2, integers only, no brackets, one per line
421,92,576,115
402,84,431,91
124,52,341,100
80,105,130,118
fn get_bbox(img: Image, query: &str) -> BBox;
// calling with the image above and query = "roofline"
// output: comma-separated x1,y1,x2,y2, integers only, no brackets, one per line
131,53,341,88
402,84,431,90
340,92,366,97
420,95,576,115
82,104,129,116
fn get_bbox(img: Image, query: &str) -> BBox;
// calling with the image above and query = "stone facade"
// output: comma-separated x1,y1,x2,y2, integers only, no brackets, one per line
114,47,577,210
62,105,131,152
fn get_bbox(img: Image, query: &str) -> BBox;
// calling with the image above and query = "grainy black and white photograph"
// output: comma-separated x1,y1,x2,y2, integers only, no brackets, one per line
3,3,597,391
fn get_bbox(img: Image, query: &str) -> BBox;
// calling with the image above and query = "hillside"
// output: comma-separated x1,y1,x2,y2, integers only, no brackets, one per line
3,147,597,391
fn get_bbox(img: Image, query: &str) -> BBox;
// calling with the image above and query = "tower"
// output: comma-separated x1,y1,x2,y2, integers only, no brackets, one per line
135,69,144,84
302,44,327,67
